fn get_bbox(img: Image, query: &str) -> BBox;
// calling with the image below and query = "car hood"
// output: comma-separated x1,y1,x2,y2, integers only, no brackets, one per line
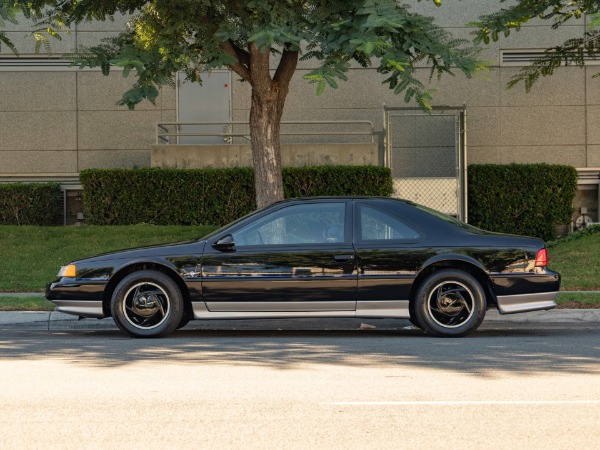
71,240,207,264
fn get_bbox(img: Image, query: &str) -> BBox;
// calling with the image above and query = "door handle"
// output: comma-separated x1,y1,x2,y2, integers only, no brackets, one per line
334,254,355,262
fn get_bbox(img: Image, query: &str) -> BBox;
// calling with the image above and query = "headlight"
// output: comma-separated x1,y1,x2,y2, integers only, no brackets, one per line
57,264,77,278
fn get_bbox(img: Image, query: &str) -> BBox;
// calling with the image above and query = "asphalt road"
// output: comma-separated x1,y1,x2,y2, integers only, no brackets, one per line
1,321,599,449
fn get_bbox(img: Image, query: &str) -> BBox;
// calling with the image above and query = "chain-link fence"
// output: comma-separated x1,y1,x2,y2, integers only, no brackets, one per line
383,106,467,221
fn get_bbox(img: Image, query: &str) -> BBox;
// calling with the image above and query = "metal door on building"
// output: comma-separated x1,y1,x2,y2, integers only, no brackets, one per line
383,105,467,222
176,71,232,144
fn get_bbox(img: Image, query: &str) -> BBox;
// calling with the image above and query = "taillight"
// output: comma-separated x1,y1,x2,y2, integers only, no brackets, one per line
535,248,548,267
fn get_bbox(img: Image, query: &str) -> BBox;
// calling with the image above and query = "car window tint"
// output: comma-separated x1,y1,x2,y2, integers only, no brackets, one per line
232,203,345,246
360,205,420,241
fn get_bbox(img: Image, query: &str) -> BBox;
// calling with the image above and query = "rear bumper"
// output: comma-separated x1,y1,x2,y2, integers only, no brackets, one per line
496,291,558,314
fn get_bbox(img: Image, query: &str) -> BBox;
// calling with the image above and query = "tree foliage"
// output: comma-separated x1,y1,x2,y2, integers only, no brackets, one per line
6,0,484,207
40,0,485,110
473,0,600,91
0,0,63,53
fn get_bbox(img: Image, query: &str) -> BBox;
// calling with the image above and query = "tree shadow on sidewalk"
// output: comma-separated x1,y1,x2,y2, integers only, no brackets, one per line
0,321,598,377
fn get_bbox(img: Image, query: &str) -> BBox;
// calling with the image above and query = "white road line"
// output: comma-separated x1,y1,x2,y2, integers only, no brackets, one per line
328,400,600,406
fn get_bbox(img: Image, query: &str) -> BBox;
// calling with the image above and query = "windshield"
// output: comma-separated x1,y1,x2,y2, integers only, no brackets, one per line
199,204,271,241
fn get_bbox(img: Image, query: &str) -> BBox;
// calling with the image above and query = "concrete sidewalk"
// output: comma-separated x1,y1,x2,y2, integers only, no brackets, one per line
0,309,598,332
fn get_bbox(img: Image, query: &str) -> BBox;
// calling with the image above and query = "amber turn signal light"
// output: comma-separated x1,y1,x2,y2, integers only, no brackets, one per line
58,264,77,278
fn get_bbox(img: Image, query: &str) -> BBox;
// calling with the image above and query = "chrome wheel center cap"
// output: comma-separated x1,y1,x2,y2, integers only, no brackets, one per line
133,294,160,317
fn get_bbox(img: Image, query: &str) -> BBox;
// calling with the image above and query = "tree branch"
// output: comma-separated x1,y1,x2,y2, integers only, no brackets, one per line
273,48,299,87
221,39,251,82
230,39,250,66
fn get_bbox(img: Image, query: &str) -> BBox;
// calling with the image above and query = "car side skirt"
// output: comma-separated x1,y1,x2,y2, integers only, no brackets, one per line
496,292,558,314
193,300,410,319
50,300,105,318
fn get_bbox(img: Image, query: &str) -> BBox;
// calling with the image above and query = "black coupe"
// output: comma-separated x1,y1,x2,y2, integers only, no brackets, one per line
46,197,560,338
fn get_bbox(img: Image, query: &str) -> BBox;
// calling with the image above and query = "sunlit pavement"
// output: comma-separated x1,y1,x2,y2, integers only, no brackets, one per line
0,319,599,449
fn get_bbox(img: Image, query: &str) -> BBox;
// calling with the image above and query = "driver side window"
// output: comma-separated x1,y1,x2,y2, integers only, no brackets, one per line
232,202,346,246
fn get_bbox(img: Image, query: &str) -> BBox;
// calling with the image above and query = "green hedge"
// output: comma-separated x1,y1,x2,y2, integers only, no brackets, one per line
80,166,393,226
468,164,577,241
0,183,62,225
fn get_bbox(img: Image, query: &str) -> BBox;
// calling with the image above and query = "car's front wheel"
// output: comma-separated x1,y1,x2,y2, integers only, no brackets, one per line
413,269,486,337
111,270,184,338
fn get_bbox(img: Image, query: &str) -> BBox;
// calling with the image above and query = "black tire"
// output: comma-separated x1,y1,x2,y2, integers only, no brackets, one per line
408,301,424,329
176,308,193,330
111,270,184,338
408,317,423,329
413,269,486,337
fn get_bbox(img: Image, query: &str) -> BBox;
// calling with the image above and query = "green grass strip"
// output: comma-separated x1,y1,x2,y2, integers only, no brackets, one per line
0,296,52,311
0,224,216,292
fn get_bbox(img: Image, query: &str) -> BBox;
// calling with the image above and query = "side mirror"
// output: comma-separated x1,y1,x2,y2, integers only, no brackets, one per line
212,234,235,252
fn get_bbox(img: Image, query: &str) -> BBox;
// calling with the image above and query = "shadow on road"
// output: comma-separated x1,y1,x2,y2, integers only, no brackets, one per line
0,323,599,376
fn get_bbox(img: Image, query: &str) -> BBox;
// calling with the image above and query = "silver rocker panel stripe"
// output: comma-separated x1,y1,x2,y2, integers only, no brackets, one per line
51,300,105,318
193,301,355,319
194,300,410,319
496,292,558,315
356,300,410,318
205,301,355,313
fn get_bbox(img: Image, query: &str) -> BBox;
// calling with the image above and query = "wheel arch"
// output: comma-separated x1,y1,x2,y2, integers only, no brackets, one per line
102,261,192,318
409,257,497,309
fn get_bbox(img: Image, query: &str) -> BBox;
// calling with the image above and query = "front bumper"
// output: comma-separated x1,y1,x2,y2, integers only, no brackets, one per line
50,299,105,318
46,279,107,319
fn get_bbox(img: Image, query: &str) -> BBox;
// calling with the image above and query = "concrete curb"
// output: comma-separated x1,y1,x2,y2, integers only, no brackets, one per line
0,309,598,332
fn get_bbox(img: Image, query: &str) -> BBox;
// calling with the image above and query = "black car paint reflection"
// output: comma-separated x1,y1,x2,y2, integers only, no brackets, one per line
46,197,560,338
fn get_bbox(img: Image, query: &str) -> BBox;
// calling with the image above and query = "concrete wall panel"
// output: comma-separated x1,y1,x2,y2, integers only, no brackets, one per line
410,0,507,28
469,145,586,166
501,106,585,146
77,72,161,111
160,109,176,125
0,112,76,150
0,151,77,173
232,79,251,111
467,146,503,165
586,106,600,145
468,107,501,147
160,86,177,111
75,32,120,50
0,72,76,111
78,150,150,170
586,146,600,167
78,111,161,150
500,66,585,106
152,143,378,169
0,32,75,54
500,25,584,49
584,68,600,105
76,14,131,32
416,68,501,107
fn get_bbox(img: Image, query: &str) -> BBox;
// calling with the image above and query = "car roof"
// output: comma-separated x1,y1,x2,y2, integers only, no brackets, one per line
280,196,411,203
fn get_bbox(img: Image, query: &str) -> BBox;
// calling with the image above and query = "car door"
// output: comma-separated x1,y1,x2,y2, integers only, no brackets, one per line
353,200,428,317
201,200,357,312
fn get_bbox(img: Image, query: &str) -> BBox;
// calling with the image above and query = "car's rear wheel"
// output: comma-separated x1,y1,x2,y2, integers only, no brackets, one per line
413,269,486,337
111,270,184,338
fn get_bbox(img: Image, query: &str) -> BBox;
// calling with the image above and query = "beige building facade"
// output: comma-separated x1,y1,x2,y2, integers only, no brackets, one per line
0,1,599,223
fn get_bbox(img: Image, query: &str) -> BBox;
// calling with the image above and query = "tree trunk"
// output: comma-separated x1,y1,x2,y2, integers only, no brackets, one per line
247,44,298,209
249,88,286,208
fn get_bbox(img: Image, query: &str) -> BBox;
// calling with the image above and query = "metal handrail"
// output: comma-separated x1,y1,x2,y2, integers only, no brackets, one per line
157,124,170,144
156,120,375,144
